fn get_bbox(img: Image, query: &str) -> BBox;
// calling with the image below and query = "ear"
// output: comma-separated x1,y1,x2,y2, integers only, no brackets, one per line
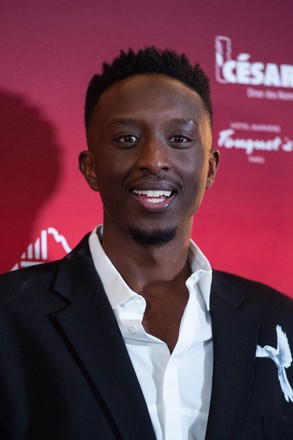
79,150,99,192
206,148,220,189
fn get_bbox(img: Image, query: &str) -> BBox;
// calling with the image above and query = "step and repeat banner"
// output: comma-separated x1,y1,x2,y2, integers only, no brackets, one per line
1,0,292,296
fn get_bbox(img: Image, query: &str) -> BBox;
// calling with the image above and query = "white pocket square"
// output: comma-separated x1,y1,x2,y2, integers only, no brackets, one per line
256,325,293,402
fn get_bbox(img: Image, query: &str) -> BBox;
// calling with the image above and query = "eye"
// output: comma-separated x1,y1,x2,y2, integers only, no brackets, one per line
168,134,192,147
115,134,139,146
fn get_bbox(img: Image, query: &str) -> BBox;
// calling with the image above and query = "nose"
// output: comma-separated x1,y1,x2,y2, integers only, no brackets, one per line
136,139,170,174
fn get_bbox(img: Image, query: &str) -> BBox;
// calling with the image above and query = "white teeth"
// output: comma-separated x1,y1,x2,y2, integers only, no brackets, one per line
147,198,166,204
133,190,172,197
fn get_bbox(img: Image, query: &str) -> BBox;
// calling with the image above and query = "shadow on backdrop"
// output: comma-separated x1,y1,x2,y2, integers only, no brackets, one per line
0,90,62,273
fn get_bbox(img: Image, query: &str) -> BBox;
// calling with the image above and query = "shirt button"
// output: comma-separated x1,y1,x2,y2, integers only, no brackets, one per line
128,325,137,335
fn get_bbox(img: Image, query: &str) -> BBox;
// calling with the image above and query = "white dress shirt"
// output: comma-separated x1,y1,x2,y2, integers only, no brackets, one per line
89,226,213,440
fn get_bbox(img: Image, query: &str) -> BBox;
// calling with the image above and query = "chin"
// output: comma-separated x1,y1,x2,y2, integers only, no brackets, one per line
129,227,177,247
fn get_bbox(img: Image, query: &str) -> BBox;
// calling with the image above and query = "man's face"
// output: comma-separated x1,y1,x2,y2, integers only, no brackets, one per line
80,73,219,244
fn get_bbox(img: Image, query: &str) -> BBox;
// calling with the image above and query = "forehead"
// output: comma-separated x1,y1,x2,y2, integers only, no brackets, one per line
90,73,209,127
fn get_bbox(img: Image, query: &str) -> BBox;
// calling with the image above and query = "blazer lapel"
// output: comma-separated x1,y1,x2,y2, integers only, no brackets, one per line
48,236,156,440
205,271,260,440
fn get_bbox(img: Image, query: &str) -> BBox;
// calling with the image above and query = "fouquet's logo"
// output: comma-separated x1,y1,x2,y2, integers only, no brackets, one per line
217,129,293,155
11,227,72,270
215,36,293,88
216,123,293,163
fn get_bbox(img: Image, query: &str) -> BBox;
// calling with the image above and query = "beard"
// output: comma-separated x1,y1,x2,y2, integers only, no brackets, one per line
129,227,176,247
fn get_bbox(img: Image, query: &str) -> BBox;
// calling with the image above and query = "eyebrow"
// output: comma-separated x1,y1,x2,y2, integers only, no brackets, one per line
109,118,139,126
109,117,197,126
171,118,196,125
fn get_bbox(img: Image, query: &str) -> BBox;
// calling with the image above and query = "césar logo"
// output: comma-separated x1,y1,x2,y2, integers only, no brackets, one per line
11,227,72,271
215,35,293,88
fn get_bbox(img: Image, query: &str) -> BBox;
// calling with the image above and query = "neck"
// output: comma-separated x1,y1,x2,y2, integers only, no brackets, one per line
100,222,192,294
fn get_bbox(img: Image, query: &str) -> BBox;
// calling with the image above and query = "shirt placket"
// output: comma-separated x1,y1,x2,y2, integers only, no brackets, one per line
162,355,183,440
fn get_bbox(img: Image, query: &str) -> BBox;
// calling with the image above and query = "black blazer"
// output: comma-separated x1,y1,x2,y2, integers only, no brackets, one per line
0,234,292,440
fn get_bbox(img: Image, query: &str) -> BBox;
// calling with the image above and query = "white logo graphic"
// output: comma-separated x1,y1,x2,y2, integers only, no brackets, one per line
215,36,293,89
11,227,72,270
217,128,293,155
256,325,293,402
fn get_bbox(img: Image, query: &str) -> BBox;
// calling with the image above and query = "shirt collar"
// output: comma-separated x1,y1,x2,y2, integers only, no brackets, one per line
187,239,212,310
89,225,212,311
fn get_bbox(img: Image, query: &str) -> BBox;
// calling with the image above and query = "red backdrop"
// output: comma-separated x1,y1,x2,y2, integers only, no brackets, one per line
1,0,292,297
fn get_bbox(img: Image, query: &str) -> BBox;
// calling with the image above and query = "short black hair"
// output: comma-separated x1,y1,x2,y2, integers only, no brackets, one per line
85,47,213,129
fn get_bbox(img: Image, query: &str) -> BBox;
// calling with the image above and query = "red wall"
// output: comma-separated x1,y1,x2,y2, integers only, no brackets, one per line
1,0,292,296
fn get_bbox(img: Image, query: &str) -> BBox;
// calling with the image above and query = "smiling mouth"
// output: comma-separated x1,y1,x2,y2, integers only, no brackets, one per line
133,189,173,203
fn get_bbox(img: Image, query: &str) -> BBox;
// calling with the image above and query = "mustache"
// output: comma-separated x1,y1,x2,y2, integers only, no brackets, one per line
127,175,183,193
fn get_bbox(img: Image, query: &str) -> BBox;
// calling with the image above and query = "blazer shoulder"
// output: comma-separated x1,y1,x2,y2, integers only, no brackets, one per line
212,269,293,322
0,232,92,304
0,260,59,301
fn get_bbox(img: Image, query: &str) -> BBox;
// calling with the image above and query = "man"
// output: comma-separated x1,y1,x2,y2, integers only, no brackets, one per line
0,48,292,440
